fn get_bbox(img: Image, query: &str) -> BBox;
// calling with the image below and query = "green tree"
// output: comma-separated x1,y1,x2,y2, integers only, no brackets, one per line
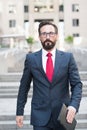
26,36,34,52
65,35,73,44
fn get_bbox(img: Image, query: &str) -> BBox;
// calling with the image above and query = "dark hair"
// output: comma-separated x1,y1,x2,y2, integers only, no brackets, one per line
38,21,58,35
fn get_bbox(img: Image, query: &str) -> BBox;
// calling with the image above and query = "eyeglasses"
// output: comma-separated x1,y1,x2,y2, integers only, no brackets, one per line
40,32,57,38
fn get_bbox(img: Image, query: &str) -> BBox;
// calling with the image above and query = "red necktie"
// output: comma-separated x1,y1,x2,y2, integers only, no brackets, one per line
46,53,54,82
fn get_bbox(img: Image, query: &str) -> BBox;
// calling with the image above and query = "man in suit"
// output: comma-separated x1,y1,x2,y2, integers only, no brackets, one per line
16,21,82,130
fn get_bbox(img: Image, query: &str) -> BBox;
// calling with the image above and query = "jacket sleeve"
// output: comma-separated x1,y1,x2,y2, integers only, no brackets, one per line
16,54,32,115
68,53,82,112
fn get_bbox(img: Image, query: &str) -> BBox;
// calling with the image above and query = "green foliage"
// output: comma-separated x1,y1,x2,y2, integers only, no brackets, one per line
26,36,34,45
65,35,73,44
26,36,35,52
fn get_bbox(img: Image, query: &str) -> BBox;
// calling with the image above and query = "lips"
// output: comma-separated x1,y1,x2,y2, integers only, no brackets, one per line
45,42,52,46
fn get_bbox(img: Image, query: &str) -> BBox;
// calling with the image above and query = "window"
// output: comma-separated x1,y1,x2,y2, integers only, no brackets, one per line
59,5,64,12
24,5,29,13
72,4,79,12
73,33,80,37
34,0,54,12
9,20,16,27
9,5,16,13
34,5,54,12
72,19,79,26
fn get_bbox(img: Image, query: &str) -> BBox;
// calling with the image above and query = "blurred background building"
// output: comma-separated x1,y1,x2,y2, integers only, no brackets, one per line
0,0,87,73
0,0,87,49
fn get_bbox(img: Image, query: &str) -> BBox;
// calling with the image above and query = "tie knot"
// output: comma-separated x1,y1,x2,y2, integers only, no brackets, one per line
47,52,52,57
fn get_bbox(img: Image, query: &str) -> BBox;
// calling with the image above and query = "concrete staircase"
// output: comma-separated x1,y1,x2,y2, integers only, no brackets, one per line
0,73,33,98
0,72,87,98
0,72,87,130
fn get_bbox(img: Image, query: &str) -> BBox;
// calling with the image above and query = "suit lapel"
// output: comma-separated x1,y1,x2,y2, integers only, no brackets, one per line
34,49,46,78
52,49,64,84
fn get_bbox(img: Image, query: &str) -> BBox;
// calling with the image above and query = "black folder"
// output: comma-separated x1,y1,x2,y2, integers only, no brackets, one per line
57,104,77,130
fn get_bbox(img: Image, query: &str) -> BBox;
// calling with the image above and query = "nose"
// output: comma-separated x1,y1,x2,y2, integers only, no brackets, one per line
46,33,50,38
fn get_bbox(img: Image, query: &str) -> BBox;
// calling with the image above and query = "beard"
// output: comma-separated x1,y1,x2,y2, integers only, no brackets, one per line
41,39,56,51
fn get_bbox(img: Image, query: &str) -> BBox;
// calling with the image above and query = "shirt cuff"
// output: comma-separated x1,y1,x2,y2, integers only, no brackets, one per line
68,106,76,113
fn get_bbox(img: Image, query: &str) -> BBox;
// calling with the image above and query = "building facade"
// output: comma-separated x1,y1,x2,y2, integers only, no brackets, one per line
0,0,59,36
64,0,87,47
0,0,24,35
0,0,87,48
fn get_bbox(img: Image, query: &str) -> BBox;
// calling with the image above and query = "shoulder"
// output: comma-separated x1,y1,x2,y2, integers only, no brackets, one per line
56,49,73,57
56,49,75,64
26,49,42,59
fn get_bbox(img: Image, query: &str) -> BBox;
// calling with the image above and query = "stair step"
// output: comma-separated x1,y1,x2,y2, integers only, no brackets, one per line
0,115,30,121
0,82,33,98
0,82,20,86
76,119,87,129
0,124,33,130
0,73,22,82
0,113,86,121
0,94,32,98
0,119,87,129
76,114,87,119
0,82,33,87
76,129,87,130
0,88,33,92
79,71,87,81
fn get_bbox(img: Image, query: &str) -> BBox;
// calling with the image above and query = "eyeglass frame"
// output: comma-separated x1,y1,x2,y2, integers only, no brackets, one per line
39,32,57,38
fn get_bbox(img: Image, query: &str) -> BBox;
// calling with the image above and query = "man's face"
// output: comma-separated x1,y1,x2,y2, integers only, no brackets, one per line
39,25,58,51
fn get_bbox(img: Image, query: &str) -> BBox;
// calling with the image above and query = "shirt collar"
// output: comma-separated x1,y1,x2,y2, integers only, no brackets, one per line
42,48,56,57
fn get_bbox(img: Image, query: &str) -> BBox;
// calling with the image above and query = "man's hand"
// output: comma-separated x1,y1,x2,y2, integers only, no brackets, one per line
16,116,24,128
66,106,76,123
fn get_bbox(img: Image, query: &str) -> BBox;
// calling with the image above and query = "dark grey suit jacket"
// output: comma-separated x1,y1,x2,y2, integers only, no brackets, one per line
16,49,82,126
